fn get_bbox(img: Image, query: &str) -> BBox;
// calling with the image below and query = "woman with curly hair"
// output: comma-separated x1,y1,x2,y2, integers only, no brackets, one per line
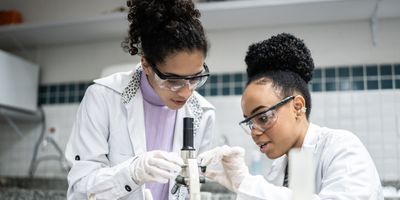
65,0,214,199
199,33,383,199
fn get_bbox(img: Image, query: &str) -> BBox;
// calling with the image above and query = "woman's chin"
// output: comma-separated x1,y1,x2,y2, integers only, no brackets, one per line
165,102,184,110
265,151,282,159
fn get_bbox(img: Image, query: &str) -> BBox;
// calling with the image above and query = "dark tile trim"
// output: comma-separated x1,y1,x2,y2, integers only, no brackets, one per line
38,63,400,105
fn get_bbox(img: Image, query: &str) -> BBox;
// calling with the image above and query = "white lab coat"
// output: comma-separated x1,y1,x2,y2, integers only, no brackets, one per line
236,123,383,200
65,66,215,200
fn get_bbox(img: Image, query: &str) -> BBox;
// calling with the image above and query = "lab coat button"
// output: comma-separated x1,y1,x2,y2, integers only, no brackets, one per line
75,155,80,161
125,185,132,192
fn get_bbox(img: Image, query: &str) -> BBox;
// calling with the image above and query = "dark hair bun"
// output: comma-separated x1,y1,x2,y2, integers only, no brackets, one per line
124,0,203,57
127,0,200,32
245,33,315,83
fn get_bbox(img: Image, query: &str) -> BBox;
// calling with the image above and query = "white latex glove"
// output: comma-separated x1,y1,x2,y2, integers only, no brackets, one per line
144,189,153,200
198,145,250,192
130,150,184,185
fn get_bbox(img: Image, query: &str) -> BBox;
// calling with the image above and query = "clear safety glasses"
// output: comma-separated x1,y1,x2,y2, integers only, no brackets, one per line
151,63,210,92
239,96,295,135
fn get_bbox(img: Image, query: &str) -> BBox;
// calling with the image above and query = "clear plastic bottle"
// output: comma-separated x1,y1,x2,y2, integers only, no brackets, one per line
250,150,263,175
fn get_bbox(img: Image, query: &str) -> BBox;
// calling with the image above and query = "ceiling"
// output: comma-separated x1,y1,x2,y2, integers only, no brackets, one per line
197,0,400,30
0,0,399,49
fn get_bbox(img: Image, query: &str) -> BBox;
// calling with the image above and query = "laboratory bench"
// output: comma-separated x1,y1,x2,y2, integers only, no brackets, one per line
0,176,67,199
0,176,236,200
1,176,397,199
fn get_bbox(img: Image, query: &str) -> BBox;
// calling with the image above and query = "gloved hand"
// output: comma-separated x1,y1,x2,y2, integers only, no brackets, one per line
144,189,153,200
130,150,184,185
198,145,250,192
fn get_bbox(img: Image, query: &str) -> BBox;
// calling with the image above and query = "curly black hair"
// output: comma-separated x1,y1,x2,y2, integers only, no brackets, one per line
244,33,315,119
122,0,208,66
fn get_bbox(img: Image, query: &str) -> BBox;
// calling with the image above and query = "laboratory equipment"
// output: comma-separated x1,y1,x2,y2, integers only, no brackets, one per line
171,117,205,200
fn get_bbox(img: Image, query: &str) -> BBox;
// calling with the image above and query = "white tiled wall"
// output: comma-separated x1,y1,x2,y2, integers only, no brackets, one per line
0,90,399,182
0,123,40,177
310,90,400,181
0,104,79,178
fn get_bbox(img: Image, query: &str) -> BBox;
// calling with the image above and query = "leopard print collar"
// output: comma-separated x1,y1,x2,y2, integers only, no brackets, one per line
121,66,203,135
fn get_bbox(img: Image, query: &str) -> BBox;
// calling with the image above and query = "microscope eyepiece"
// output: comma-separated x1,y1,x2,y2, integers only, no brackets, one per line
182,117,194,150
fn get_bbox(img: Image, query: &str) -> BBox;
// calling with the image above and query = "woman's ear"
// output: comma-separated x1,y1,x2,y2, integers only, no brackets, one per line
141,57,151,75
293,95,306,116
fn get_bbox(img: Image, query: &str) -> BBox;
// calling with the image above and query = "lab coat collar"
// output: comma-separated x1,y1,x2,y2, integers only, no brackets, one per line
94,64,146,155
93,67,137,94
126,90,147,155
301,123,319,152
266,123,319,186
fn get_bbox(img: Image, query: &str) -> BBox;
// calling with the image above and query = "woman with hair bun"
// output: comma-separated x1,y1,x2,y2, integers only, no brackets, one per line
65,0,215,199
199,33,383,199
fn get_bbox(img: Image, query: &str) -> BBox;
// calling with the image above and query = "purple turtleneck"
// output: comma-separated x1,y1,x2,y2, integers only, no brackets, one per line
140,71,177,200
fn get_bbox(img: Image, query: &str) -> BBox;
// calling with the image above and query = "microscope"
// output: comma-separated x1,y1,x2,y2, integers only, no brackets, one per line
171,117,205,200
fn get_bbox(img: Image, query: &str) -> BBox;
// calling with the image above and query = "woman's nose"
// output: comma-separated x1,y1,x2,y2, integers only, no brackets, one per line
176,84,192,98
251,127,265,136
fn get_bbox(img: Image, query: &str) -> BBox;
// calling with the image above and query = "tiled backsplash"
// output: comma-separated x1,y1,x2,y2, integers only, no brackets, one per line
38,82,91,105
311,64,400,92
38,63,400,105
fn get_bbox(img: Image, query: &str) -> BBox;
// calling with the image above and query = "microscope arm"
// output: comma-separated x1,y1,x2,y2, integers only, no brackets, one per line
187,158,201,200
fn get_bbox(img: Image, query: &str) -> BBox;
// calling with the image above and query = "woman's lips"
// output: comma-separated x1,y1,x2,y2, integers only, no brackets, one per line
172,99,186,106
259,142,271,153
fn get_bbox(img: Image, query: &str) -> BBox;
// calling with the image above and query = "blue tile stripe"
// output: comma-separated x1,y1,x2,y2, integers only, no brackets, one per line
310,63,400,92
38,63,400,105
39,82,93,105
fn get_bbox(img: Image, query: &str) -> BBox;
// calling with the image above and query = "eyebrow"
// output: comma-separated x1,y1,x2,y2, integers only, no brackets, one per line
162,67,204,77
243,105,269,118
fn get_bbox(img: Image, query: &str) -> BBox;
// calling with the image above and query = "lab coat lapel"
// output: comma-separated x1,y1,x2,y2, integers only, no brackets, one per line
125,90,147,156
301,123,318,152
301,123,320,190
119,65,146,156
266,155,288,186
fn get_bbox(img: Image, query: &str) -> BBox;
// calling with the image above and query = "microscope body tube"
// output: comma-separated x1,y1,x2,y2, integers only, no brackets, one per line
180,117,196,185
171,117,202,200
182,117,194,151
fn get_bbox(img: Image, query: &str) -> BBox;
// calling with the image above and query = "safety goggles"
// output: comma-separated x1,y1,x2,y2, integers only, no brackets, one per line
239,96,295,135
150,63,210,92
